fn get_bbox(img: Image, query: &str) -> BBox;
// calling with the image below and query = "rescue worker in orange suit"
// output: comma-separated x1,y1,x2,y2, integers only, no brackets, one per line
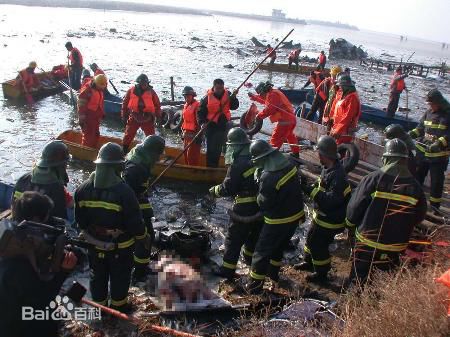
80,69,92,91
197,78,239,167
386,66,408,118
65,41,83,90
302,71,325,90
121,74,162,154
409,89,450,210
346,139,427,286
18,61,40,92
246,140,305,294
90,63,105,76
322,66,343,127
181,86,201,166
75,142,148,312
264,44,277,65
78,74,107,148
123,136,165,283
288,48,301,70
329,74,361,145
317,51,327,71
295,136,351,283
248,81,300,158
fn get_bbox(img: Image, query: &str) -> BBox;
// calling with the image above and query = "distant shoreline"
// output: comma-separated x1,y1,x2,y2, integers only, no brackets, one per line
0,0,360,31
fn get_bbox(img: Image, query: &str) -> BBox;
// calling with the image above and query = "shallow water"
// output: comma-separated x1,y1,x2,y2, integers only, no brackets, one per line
0,5,449,265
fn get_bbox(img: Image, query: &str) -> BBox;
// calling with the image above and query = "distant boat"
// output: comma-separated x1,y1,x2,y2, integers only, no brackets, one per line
259,63,330,76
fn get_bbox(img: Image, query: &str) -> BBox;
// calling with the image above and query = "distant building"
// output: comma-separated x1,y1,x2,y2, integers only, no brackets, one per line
272,9,286,19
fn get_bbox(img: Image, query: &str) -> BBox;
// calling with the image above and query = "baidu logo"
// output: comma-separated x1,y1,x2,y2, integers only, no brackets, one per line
22,295,101,321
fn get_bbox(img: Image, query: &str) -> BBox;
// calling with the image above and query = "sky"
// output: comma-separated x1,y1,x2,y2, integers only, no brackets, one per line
121,0,450,43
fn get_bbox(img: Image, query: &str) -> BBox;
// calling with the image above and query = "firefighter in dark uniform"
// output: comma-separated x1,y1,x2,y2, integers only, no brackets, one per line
409,89,450,210
247,140,305,293
296,136,351,282
346,139,427,286
13,140,71,220
122,135,165,282
209,128,262,280
384,123,416,175
75,142,148,311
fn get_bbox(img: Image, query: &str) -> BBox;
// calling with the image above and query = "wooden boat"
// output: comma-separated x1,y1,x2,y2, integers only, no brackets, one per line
56,130,227,184
280,88,418,130
259,63,330,76
2,71,66,101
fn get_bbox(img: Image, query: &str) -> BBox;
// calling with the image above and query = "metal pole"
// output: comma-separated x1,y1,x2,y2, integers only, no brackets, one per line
170,76,175,102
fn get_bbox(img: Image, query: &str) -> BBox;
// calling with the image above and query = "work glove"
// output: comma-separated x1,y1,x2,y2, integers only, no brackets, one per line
209,186,217,198
429,141,442,153
408,130,417,139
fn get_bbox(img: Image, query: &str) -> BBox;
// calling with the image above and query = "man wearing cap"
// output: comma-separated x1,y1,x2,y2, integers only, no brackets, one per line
409,89,450,210
246,140,305,293
329,74,362,144
346,139,427,286
18,61,41,92
75,142,148,312
386,66,408,118
123,135,165,283
181,86,202,166
295,136,351,282
209,128,262,280
248,81,299,157
197,79,239,167
121,74,162,154
13,140,72,220
65,41,83,90
78,74,108,148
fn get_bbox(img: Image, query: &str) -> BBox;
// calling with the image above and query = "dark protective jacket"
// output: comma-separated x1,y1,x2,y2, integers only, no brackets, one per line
74,176,146,245
212,155,259,216
123,160,153,217
346,169,427,252
257,163,305,224
197,90,239,130
13,172,68,220
309,161,351,229
0,257,68,337
410,107,450,162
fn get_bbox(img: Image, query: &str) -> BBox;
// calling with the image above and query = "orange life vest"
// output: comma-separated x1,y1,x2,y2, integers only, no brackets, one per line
127,86,155,113
182,100,200,132
266,89,295,123
69,47,83,67
19,69,38,89
206,89,231,123
332,91,361,134
391,74,405,92
86,87,103,112
316,78,330,101
289,49,300,59
267,47,276,58
81,77,92,90
319,53,326,64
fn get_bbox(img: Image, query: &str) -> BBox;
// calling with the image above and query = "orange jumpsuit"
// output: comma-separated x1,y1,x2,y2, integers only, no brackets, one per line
78,84,104,147
18,68,40,91
330,91,361,145
121,85,161,148
253,89,299,154
181,100,201,166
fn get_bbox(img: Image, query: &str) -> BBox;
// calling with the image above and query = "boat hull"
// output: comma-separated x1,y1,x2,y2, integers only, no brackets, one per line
259,63,330,76
56,130,227,184
2,72,66,101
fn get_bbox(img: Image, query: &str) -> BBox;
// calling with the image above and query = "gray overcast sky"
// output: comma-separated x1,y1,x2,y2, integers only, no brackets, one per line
124,0,449,42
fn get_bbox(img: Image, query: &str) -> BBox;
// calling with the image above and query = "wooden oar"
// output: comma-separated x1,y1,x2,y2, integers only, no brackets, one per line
149,28,295,187
17,71,34,104
109,79,120,94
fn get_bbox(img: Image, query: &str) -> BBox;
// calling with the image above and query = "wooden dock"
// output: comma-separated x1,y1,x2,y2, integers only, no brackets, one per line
360,58,447,78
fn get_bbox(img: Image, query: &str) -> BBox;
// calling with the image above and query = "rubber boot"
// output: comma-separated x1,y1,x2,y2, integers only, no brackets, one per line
306,272,329,284
132,266,152,284
242,254,252,266
245,279,264,295
212,264,236,280
293,261,314,271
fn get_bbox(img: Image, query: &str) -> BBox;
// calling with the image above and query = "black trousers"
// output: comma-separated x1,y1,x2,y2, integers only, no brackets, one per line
304,221,344,275
134,203,154,272
288,58,299,69
250,221,298,282
307,95,326,123
222,219,263,272
205,126,226,168
416,156,448,208
386,92,401,118
69,66,82,91
349,244,401,286
89,246,134,308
